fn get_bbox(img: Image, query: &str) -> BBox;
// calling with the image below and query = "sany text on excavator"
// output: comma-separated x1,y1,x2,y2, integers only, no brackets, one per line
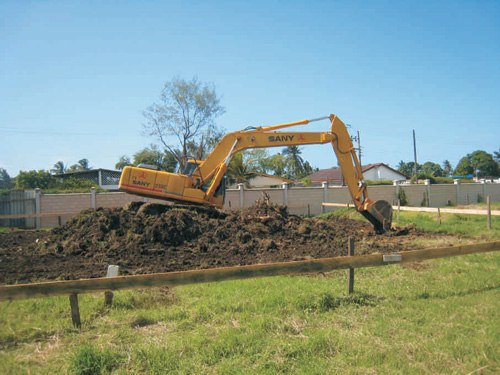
119,114,393,232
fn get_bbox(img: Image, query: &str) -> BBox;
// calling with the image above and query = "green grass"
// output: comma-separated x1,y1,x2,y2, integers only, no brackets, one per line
1,210,500,374
395,211,499,241
1,253,499,374
325,204,500,241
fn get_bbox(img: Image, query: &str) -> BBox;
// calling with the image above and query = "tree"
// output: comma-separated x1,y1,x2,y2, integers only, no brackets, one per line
494,149,500,163
442,160,453,177
282,146,312,179
454,150,499,178
397,160,420,178
242,149,273,174
302,177,312,187
142,76,225,170
0,168,13,189
227,152,254,186
115,155,132,171
67,158,92,172
51,161,67,175
133,145,177,172
267,153,289,179
184,126,227,161
16,170,56,189
420,161,444,177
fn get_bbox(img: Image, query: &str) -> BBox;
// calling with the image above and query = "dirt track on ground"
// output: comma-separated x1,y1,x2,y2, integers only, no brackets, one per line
0,200,459,285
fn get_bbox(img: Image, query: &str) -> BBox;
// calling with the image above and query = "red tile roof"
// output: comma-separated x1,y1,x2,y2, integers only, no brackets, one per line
304,163,406,182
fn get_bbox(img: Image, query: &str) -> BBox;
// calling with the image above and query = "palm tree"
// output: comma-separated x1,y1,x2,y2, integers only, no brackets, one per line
282,146,306,179
77,158,92,170
227,152,253,187
115,155,132,171
442,160,453,177
494,149,500,163
51,161,67,175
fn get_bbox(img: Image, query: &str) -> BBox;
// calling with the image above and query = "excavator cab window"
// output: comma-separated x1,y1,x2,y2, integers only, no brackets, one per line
183,161,201,177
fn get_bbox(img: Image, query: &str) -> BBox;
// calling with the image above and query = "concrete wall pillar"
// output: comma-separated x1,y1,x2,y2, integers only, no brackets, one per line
322,181,328,213
238,183,244,207
454,179,461,204
282,183,289,205
424,179,431,206
35,188,41,229
91,187,96,209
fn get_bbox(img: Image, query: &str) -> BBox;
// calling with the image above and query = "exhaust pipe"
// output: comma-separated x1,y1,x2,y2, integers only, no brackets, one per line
361,200,393,234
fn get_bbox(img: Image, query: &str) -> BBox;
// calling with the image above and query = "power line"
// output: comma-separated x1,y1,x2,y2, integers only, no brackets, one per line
0,128,112,136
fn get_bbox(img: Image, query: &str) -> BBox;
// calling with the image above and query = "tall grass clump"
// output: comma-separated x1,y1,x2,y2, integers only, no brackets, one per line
69,344,122,375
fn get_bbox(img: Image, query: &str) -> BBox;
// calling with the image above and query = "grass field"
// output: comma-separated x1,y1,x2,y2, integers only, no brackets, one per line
1,210,499,374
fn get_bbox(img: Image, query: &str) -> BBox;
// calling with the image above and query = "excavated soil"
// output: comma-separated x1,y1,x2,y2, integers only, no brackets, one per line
0,200,457,285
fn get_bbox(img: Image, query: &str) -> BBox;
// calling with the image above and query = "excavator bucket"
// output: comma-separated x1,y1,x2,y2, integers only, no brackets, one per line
361,200,393,234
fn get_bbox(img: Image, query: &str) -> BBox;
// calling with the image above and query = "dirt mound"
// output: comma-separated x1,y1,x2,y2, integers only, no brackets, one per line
0,200,442,285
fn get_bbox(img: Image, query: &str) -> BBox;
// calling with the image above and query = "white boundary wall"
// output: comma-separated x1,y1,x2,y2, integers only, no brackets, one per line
7,180,499,228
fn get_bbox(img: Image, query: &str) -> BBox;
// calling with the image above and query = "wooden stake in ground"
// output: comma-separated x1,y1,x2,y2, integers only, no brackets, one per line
348,238,355,294
69,294,81,329
437,207,441,225
104,265,119,306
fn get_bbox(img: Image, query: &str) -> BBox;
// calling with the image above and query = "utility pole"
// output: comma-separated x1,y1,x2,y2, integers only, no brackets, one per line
413,129,418,184
351,131,362,166
357,130,362,166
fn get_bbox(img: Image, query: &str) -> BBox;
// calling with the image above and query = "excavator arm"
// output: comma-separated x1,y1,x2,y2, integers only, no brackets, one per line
119,114,393,232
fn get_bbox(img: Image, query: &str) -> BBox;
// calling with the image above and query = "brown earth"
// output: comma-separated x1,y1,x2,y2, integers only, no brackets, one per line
0,200,458,285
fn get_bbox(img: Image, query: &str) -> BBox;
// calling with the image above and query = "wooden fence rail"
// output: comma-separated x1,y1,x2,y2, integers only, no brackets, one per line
2,241,499,302
322,202,500,216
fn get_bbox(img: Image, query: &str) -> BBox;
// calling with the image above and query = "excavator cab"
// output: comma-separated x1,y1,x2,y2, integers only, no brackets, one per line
183,160,201,177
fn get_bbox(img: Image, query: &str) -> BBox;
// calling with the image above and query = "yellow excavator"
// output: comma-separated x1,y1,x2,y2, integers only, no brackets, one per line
119,114,393,232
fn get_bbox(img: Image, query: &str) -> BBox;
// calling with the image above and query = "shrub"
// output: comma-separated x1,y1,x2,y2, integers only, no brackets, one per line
410,173,436,184
365,180,394,186
397,187,409,206
15,170,56,189
301,178,312,187
434,177,454,184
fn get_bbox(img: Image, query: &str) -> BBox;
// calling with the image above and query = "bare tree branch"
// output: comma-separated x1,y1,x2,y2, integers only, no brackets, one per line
142,77,225,169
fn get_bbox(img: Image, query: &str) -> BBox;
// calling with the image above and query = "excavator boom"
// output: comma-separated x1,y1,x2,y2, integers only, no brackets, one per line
119,114,393,232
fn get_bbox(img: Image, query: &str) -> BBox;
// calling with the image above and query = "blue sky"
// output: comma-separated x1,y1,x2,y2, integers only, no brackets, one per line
1,0,499,177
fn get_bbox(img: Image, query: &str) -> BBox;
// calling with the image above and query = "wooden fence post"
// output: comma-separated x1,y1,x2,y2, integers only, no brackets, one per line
104,265,119,306
397,199,401,223
487,196,491,230
348,238,355,294
69,294,81,329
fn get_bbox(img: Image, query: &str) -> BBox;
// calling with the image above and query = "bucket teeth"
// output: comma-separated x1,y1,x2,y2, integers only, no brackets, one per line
361,200,393,233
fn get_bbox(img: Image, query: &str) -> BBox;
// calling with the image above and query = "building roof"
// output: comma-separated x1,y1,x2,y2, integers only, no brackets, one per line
55,168,121,178
247,172,294,184
304,163,407,182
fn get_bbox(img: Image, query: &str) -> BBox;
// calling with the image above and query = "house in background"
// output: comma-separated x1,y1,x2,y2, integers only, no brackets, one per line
227,172,293,189
56,169,122,190
303,163,407,186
